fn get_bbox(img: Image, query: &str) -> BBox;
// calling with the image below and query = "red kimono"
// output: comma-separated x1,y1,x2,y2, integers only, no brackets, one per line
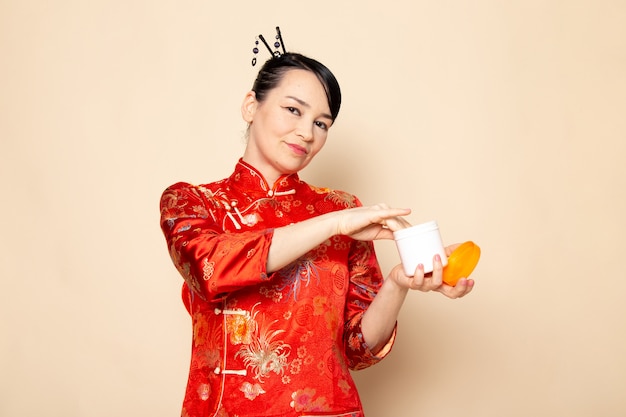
160,159,396,417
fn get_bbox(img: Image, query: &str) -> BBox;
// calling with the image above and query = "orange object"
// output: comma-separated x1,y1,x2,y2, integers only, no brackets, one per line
442,241,481,286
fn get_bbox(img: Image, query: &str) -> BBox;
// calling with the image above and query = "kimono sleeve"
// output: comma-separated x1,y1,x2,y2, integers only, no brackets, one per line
159,182,274,302
343,244,397,371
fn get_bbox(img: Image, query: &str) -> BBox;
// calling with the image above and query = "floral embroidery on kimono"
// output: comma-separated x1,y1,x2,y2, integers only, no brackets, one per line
160,159,396,417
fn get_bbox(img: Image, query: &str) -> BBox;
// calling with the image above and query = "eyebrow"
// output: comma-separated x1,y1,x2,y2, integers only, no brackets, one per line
286,95,333,120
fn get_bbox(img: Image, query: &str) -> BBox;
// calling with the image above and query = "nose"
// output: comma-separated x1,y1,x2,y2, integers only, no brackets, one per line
296,120,314,142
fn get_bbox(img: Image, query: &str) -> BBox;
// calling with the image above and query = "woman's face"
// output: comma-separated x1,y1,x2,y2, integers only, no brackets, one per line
241,69,333,185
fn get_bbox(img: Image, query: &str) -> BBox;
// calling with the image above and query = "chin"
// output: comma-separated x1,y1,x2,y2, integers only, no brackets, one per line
281,158,311,174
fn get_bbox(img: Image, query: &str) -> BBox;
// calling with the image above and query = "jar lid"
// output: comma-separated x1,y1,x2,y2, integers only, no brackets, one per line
442,241,481,286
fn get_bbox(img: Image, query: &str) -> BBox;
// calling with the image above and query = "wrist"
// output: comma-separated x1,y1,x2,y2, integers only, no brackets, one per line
385,265,410,294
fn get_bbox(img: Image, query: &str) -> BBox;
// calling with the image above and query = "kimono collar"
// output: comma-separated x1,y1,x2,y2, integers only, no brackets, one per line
230,159,299,198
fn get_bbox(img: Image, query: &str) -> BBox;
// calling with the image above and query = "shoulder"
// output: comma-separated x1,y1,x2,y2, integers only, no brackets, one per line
161,178,227,197
160,179,227,209
161,181,201,203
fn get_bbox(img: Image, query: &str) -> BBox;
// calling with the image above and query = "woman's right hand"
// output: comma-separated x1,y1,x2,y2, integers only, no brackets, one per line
268,204,410,273
335,204,411,241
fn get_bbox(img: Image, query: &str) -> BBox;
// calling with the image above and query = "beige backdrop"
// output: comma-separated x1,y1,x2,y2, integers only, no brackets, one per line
1,1,625,416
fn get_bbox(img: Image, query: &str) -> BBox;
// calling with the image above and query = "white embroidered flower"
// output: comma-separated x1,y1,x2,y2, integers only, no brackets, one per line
197,384,210,401
240,381,266,400
243,213,258,226
235,307,291,382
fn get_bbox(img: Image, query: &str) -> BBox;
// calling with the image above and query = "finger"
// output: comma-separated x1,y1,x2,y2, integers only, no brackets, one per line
458,278,475,296
382,216,412,232
450,278,468,298
376,207,411,221
439,278,474,299
408,264,429,290
409,264,441,292
445,243,461,257
374,227,396,240
429,254,444,287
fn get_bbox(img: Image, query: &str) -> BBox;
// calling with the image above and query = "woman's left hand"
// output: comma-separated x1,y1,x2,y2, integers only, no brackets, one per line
390,244,475,299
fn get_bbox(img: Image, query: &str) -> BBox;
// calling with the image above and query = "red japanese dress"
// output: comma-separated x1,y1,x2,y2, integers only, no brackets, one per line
159,159,396,417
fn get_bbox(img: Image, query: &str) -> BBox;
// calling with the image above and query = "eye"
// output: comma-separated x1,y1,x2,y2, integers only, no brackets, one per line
314,120,329,131
286,106,300,115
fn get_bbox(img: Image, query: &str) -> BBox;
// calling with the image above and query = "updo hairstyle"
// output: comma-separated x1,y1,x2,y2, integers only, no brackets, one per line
251,52,342,121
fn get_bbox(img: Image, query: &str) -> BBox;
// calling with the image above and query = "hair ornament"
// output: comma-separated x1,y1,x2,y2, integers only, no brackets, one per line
252,26,286,66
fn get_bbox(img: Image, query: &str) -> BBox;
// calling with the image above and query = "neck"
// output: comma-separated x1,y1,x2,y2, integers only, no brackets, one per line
239,157,282,189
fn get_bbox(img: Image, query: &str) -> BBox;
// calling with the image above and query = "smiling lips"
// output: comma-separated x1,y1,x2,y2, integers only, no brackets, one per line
287,143,308,156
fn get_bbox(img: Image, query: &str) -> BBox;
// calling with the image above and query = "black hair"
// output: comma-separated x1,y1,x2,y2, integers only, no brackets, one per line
252,52,342,121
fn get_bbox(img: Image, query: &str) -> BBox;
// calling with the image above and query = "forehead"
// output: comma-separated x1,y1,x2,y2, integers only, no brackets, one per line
272,69,329,109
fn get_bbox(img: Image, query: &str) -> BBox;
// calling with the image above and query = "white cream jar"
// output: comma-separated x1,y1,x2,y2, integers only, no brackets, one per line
393,220,448,276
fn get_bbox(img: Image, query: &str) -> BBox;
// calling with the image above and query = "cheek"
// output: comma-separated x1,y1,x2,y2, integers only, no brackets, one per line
271,112,295,132
308,137,327,158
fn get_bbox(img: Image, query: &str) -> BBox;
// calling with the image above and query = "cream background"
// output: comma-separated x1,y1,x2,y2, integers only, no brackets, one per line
1,1,625,416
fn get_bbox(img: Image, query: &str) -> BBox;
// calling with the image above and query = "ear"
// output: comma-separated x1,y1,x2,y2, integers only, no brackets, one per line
241,91,258,123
